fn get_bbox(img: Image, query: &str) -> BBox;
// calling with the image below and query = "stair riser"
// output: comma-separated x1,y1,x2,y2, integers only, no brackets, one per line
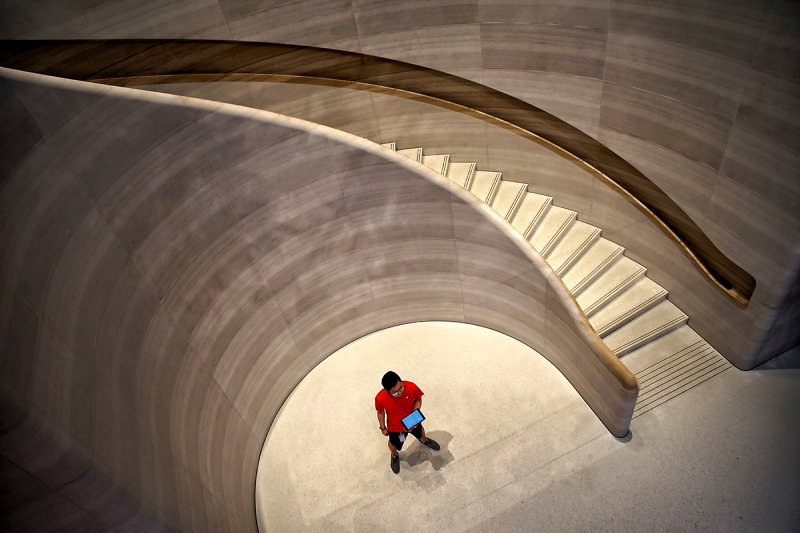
593,291,669,337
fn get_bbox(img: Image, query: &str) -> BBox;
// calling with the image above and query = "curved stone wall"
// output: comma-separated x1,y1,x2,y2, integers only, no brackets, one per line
1,0,796,367
0,69,635,531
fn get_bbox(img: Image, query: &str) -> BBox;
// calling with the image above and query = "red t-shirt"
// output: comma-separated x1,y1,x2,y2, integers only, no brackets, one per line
375,381,424,432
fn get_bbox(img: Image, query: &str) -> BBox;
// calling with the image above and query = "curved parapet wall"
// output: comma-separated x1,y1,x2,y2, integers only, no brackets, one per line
0,39,754,308
0,68,636,531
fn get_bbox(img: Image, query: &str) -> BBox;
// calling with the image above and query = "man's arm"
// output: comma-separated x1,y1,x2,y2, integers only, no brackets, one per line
413,398,422,411
377,410,388,435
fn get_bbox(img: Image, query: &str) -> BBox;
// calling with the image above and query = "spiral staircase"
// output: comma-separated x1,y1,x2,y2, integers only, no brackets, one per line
385,143,731,417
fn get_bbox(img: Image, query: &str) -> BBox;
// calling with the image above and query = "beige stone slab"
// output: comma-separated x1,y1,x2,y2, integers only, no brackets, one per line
82,0,230,39
437,363,800,531
609,0,769,62
528,205,576,256
397,147,423,162
0,2,86,39
575,255,647,317
701,175,800,307
603,299,688,356
0,76,43,176
589,276,668,337
752,2,800,79
478,0,609,29
422,153,449,174
561,238,623,295
509,191,551,238
480,22,606,78
445,161,475,188
605,33,748,121
89,124,220,257
720,121,800,218
256,322,604,532
489,179,527,220
468,170,501,203
226,0,357,44
599,83,732,169
354,0,478,34
544,220,600,274
358,24,483,71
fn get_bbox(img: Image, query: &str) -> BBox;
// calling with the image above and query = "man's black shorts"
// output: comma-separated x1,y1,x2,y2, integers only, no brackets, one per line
388,424,423,451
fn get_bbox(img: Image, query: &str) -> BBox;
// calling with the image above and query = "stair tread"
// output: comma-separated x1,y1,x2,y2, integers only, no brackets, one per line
602,299,688,356
469,170,502,203
588,276,668,337
545,220,601,274
397,147,422,162
622,325,707,374
422,154,449,175
510,192,552,238
445,162,475,188
561,237,623,294
576,255,647,316
375,142,716,387
529,205,575,255
490,180,527,220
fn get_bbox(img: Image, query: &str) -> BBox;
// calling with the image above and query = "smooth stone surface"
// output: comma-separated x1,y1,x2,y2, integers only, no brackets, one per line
257,321,800,532
256,321,603,531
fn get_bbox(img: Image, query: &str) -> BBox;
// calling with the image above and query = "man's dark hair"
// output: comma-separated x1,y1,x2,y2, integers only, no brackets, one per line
381,371,401,391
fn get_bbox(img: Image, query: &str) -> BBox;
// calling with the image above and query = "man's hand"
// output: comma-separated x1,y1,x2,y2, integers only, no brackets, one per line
377,410,388,436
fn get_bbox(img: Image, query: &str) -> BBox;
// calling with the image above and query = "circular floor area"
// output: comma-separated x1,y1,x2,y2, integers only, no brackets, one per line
255,321,604,531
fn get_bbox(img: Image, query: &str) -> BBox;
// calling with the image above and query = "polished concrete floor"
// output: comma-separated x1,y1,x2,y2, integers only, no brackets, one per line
256,322,799,532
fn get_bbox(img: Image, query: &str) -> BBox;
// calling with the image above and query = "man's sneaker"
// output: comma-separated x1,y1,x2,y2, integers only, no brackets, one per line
391,454,400,474
421,437,440,451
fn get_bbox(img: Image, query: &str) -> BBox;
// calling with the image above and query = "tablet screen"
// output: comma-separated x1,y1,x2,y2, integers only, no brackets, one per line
401,409,425,431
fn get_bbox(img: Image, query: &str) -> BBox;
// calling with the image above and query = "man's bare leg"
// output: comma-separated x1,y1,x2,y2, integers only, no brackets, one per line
388,440,399,457
418,425,440,450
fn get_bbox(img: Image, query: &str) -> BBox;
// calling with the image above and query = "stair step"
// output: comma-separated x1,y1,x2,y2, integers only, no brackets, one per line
560,238,624,295
469,171,502,203
623,326,731,417
545,221,601,275
445,162,476,188
510,192,552,238
422,154,449,175
397,147,422,163
588,276,668,337
528,206,576,255
490,180,528,220
380,142,396,151
576,255,647,317
602,300,688,356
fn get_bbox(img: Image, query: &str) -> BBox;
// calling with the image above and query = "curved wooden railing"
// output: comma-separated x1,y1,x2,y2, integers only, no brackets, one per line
0,39,755,306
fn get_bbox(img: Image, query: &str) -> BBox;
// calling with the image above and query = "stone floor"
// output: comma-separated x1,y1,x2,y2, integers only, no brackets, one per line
255,322,800,532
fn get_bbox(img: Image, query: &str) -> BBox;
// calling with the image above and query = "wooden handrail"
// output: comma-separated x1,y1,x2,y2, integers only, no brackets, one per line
0,39,755,306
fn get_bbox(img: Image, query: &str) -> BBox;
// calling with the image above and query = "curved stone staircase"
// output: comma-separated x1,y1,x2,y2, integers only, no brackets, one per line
385,143,731,417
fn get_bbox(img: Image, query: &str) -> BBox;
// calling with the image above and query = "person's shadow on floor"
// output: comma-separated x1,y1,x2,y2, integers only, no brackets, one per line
403,431,454,472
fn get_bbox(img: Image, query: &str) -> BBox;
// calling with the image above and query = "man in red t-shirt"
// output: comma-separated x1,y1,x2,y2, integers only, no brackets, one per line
375,371,440,474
